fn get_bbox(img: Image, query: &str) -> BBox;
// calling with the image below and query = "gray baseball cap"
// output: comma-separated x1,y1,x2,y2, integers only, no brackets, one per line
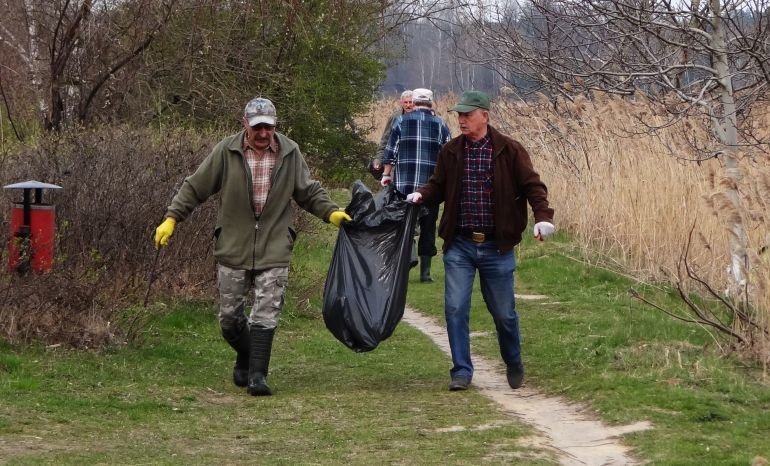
244,97,277,126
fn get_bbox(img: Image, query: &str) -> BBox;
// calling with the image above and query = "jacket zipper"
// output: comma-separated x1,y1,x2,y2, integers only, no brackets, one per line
243,139,286,270
241,150,259,270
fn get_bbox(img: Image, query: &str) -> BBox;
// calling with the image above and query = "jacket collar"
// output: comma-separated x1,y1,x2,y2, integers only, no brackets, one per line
453,125,507,158
487,125,509,157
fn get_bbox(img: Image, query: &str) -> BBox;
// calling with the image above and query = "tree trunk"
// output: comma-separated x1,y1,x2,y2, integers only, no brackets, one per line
23,0,48,125
710,0,748,299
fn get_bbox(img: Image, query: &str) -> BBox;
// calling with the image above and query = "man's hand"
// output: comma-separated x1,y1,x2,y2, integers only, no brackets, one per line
329,209,352,227
367,159,384,181
533,221,555,241
380,174,392,187
154,217,176,249
406,192,423,204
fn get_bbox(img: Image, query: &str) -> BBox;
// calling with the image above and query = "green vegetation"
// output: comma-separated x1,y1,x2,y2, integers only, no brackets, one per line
0,213,548,465
409,230,770,465
138,0,386,181
1,303,548,464
1,200,768,465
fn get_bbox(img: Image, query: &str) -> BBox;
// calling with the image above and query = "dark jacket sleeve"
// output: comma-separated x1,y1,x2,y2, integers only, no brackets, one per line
511,140,553,223
375,109,400,161
419,143,451,206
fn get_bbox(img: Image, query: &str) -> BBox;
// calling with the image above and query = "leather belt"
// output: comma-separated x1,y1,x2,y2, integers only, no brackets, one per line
457,229,495,243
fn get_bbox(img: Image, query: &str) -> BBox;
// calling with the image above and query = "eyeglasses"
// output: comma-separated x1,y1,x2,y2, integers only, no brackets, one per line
250,123,276,131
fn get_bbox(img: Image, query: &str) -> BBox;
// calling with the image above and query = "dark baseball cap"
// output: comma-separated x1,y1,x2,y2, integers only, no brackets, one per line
450,90,491,112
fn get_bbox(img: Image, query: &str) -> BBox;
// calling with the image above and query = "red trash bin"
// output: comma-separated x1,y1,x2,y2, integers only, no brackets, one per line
9,203,56,273
4,181,62,274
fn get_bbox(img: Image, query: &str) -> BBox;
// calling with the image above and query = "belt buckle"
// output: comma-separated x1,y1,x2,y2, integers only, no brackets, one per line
471,232,485,243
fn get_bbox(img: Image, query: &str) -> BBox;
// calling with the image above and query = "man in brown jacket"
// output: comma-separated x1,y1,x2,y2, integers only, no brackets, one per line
407,90,555,391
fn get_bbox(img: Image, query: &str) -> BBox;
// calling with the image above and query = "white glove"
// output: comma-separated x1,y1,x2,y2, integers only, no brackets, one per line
406,192,423,204
533,221,555,241
380,174,392,187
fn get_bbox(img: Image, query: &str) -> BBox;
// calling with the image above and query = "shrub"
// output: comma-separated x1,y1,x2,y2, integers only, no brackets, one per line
0,124,364,347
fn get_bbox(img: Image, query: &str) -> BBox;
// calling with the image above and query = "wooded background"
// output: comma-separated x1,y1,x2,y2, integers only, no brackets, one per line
1,0,769,365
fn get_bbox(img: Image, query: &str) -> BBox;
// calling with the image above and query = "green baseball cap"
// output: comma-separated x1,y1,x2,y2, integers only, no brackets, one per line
450,90,491,112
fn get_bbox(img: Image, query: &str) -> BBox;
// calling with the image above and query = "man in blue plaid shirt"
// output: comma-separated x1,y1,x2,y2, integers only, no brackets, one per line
381,88,451,282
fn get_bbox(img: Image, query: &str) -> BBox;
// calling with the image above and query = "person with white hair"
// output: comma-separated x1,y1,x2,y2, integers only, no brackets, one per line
369,90,415,179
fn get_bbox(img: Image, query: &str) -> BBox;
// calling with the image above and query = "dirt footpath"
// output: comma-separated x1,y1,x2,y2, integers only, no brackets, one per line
403,303,652,466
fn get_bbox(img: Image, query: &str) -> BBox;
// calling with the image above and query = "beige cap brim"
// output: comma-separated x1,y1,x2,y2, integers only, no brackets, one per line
247,115,276,126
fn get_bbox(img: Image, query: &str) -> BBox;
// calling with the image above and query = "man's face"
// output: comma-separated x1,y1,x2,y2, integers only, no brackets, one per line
400,96,414,113
457,109,489,141
243,118,276,150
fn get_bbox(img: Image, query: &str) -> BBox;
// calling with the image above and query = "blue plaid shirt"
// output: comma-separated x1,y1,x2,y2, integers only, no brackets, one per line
383,108,451,195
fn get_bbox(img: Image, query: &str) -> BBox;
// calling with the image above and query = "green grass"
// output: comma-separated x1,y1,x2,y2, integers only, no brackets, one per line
407,231,770,466
1,192,769,465
1,306,545,464
0,212,550,465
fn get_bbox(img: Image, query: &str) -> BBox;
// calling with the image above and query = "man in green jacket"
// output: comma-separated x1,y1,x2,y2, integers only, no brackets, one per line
407,91,555,392
153,97,351,397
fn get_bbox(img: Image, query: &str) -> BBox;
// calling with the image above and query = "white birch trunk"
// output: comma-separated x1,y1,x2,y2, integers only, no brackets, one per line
710,0,748,297
23,0,48,123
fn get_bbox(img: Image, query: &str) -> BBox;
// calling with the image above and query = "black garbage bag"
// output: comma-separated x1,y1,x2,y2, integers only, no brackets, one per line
322,181,420,352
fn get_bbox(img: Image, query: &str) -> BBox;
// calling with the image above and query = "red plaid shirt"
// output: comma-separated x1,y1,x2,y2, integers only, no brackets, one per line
243,135,278,217
458,134,494,232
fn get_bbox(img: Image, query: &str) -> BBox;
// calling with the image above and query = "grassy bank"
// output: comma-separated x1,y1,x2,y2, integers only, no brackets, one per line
409,231,770,465
2,195,769,465
0,212,549,465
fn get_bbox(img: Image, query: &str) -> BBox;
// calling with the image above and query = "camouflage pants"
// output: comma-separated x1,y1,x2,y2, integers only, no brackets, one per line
217,264,289,331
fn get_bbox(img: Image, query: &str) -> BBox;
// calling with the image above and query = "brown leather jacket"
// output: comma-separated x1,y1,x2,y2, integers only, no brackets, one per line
418,125,554,252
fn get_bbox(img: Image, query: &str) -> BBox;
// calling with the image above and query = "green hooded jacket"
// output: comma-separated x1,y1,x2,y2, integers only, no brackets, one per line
165,130,338,270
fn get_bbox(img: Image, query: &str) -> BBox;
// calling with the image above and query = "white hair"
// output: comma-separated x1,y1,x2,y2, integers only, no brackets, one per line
400,90,413,99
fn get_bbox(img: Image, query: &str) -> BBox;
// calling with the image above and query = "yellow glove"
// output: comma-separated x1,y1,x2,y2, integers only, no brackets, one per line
328,209,352,227
154,217,176,249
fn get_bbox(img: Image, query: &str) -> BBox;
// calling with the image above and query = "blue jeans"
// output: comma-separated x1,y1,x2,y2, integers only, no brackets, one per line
443,237,521,379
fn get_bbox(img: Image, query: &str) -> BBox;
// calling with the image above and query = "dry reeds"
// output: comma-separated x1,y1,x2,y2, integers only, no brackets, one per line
361,93,770,366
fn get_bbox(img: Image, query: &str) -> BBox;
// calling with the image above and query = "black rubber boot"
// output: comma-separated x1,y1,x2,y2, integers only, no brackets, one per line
222,326,250,387
419,256,433,282
247,326,275,396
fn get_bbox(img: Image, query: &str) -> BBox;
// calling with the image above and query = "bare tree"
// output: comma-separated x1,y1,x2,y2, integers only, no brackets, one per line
0,0,176,130
1,0,458,131
453,0,770,299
